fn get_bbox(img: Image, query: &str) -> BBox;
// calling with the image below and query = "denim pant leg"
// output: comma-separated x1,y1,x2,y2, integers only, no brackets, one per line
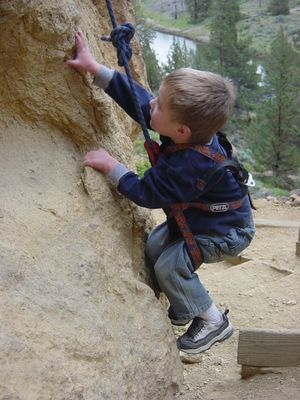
145,221,212,321
145,221,171,292
195,218,256,263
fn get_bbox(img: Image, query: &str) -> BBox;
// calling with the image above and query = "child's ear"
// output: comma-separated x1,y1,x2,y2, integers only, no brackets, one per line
177,125,191,139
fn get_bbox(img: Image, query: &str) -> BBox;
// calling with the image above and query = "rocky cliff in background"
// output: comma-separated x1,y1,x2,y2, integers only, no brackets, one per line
0,1,183,398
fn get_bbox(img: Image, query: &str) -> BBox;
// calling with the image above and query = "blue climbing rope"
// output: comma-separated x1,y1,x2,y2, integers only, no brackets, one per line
101,0,203,270
101,0,154,152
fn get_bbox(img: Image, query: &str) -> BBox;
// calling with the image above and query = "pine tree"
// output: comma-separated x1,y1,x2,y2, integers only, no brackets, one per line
207,0,257,91
246,27,300,188
184,0,212,23
189,42,209,70
164,37,190,73
292,29,300,51
141,40,164,91
136,25,164,92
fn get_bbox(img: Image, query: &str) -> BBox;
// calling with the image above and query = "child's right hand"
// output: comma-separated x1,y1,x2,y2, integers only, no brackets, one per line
66,31,101,77
82,149,120,174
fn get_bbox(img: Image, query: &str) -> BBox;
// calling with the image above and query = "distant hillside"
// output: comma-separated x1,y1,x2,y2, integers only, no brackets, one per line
139,0,300,54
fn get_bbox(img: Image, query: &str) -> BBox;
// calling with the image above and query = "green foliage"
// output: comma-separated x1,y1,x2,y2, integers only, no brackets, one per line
207,0,258,94
136,24,164,91
163,37,191,72
142,40,164,91
271,187,290,197
285,25,299,35
252,162,265,173
134,136,146,155
134,131,160,157
292,29,300,50
135,0,192,29
134,0,300,194
135,159,151,178
268,0,290,16
255,175,291,195
247,175,291,198
236,148,255,165
184,0,212,23
210,0,241,22
134,133,153,179
139,0,300,54
245,27,300,188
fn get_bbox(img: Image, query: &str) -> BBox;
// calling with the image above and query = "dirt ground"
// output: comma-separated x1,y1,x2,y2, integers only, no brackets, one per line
153,198,300,400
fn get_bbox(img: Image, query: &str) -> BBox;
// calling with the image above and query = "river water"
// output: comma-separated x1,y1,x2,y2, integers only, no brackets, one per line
150,30,265,84
151,31,197,65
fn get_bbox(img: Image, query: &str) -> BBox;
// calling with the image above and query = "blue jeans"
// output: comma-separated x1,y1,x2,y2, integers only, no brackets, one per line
145,219,255,321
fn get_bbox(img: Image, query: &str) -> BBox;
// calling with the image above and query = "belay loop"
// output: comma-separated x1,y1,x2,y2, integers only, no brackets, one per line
102,22,135,67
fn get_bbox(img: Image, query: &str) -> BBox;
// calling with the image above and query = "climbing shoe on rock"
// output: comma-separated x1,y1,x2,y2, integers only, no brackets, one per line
177,309,234,354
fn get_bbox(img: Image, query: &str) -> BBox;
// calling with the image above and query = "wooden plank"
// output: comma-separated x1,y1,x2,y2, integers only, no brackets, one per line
254,219,300,229
240,365,282,379
228,255,294,274
296,240,300,256
237,328,300,367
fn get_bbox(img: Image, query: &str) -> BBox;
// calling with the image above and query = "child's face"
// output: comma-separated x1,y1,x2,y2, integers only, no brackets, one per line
149,84,180,141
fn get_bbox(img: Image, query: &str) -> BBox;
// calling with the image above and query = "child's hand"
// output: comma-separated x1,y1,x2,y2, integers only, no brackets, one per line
82,149,120,174
66,31,101,77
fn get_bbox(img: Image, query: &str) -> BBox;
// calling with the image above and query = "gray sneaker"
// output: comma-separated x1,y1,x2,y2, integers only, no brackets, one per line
177,309,234,354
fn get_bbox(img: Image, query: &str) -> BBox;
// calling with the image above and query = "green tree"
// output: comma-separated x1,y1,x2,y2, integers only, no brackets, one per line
246,27,300,188
184,0,212,23
209,0,241,22
136,25,164,92
164,37,190,73
207,0,257,92
292,29,300,51
189,42,210,70
268,0,289,15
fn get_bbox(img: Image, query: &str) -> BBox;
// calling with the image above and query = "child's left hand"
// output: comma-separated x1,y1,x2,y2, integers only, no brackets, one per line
82,149,119,174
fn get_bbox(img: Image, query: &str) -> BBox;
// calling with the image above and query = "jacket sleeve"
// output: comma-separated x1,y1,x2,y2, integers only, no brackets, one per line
94,67,154,128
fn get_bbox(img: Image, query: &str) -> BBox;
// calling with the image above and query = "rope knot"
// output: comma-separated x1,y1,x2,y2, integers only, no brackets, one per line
110,22,135,67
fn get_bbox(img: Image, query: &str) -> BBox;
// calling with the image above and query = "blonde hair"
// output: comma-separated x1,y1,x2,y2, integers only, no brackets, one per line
162,68,237,144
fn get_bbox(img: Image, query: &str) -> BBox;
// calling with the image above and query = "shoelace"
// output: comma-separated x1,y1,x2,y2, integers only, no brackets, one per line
186,317,205,339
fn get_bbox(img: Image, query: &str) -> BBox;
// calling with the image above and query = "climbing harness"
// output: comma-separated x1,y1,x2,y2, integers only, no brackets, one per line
163,132,255,269
101,1,254,270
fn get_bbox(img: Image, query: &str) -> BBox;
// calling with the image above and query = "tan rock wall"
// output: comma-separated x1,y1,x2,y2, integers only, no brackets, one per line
0,1,182,398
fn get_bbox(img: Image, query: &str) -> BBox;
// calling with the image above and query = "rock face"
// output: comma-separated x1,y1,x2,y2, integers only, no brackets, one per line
0,1,183,398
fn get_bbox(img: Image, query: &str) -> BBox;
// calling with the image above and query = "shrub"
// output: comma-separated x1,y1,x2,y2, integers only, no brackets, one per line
136,159,151,178
237,148,255,165
285,26,299,36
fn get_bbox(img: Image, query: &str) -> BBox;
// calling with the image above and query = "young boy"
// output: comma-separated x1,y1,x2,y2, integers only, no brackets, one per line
67,32,255,354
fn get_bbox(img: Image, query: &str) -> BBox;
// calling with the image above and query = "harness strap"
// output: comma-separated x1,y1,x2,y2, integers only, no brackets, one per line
168,196,247,216
144,139,160,166
199,159,249,188
163,140,250,270
164,142,228,163
170,204,203,268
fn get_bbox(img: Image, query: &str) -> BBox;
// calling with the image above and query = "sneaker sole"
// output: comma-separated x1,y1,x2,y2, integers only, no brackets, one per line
178,323,234,354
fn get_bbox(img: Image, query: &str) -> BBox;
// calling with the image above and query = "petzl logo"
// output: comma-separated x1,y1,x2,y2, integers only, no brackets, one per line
210,203,229,212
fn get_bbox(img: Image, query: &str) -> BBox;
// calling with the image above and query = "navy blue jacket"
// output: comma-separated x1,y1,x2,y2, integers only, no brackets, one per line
103,70,252,237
